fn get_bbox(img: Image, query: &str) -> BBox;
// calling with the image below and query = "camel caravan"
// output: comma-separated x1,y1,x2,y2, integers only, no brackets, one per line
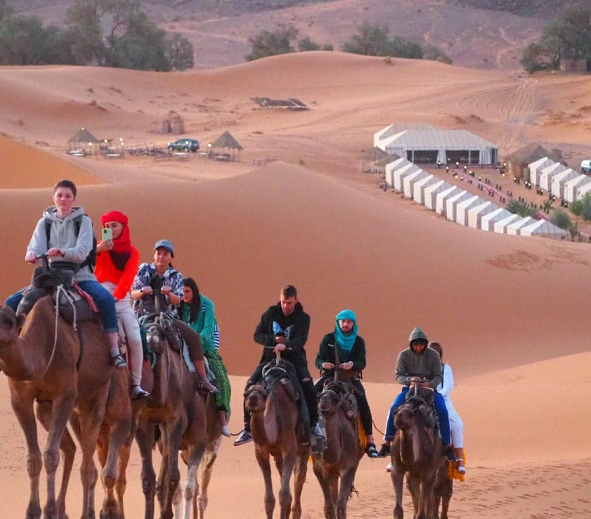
0,179,464,519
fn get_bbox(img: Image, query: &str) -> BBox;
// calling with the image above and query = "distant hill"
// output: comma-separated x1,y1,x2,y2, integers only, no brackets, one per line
8,0,555,70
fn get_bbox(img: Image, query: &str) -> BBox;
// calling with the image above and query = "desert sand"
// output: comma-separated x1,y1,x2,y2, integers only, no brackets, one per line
1,52,591,518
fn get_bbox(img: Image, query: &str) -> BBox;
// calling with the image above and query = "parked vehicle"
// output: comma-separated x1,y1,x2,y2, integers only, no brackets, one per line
168,138,200,152
582,160,591,174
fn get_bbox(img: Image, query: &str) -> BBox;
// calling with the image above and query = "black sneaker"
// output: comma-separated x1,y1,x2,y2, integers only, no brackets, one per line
365,443,379,458
377,442,391,458
233,429,253,446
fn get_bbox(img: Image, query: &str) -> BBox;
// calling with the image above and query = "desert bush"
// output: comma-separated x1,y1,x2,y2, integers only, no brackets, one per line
550,208,572,229
569,193,591,220
245,24,298,61
506,199,539,218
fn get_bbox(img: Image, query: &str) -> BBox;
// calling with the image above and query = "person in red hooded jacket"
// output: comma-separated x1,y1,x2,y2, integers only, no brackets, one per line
95,210,150,400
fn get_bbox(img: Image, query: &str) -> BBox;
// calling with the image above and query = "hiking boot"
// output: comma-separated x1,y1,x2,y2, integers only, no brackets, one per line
131,385,150,400
221,425,231,438
377,442,391,458
233,429,253,446
365,443,379,458
112,353,128,369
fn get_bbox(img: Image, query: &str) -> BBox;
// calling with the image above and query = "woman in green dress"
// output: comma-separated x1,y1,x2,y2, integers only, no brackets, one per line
180,278,231,437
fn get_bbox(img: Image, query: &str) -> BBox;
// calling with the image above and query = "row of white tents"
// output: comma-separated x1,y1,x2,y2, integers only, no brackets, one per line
385,158,569,240
529,157,591,203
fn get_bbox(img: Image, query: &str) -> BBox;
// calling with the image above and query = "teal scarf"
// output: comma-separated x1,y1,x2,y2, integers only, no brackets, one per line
334,309,358,352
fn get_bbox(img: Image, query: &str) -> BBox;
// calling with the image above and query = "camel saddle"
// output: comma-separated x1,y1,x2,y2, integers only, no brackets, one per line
17,262,99,324
260,358,310,442
402,387,439,436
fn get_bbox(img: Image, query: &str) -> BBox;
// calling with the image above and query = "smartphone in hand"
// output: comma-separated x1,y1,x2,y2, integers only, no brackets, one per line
102,227,113,242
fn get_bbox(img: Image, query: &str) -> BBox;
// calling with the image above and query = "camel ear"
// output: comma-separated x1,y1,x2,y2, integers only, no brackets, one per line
16,312,27,330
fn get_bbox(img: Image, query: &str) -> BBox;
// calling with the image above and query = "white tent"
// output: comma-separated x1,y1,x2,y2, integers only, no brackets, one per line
529,157,553,186
435,186,461,215
413,174,438,204
564,175,591,203
551,168,578,199
394,163,420,192
494,213,521,234
539,163,566,192
403,169,428,198
480,208,512,231
424,180,452,210
467,201,497,228
385,158,409,187
520,220,569,240
576,180,591,200
455,195,483,226
445,191,471,221
507,216,535,235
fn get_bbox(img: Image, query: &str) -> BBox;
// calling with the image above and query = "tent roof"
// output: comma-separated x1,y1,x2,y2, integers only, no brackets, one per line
376,123,436,142
68,128,98,144
507,143,563,166
521,220,568,236
381,129,496,151
211,130,243,150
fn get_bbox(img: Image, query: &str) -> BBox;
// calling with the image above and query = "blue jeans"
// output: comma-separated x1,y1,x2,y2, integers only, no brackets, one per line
5,281,118,333
384,386,451,444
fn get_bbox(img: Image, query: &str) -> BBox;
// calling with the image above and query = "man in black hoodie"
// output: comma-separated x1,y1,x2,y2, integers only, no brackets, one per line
234,284,320,446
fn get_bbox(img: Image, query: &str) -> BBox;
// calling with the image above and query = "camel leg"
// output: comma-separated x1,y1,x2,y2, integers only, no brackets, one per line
391,468,405,519
328,473,339,516
43,391,77,519
254,446,275,519
10,390,43,519
312,464,335,519
291,451,308,519
407,476,420,517
277,447,296,519
180,441,207,519
115,436,134,519
336,467,357,519
37,401,76,519
160,418,186,519
136,420,157,519
197,439,221,519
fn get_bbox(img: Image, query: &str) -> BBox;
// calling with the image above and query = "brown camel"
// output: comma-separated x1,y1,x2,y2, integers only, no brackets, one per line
0,298,126,519
173,389,224,519
245,356,310,519
135,315,207,519
312,381,363,519
390,385,446,519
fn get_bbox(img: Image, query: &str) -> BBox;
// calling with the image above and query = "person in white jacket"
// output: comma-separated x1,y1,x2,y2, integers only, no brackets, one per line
429,342,466,474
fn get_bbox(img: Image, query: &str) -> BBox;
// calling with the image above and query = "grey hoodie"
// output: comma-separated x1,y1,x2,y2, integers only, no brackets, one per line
27,206,96,282
395,326,442,389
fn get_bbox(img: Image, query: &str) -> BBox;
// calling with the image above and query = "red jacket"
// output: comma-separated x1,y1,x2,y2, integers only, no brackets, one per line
95,246,140,301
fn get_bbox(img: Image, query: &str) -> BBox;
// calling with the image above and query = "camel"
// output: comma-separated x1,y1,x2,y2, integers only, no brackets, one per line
0,297,127,519
245,355,310,519
173,389,224,519
389,384,446,519
433,461,453,519
135,314,207,519
312,380,363,519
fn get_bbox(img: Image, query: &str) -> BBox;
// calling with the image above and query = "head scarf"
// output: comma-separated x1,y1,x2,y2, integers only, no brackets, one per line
101,210,131,270
334,309,358,352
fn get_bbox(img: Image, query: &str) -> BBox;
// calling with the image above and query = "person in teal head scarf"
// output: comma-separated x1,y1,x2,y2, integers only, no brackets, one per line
314,309,379,458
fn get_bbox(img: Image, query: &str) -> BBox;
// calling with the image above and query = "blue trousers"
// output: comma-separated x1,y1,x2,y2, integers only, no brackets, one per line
5,281,118,333
384,386,451,444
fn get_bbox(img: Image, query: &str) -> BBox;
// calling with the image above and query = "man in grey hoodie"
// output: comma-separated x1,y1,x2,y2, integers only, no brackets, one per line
5,179,127,368
377,326,452,458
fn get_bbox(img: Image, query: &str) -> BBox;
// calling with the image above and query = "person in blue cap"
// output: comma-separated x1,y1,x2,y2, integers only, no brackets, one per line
314,309,379,458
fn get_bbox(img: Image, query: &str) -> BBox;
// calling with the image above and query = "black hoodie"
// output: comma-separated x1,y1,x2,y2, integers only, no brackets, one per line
254,302,311,366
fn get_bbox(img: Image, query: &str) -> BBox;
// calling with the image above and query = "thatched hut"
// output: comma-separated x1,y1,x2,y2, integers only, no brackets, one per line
505,143,564,181
210,130,243,160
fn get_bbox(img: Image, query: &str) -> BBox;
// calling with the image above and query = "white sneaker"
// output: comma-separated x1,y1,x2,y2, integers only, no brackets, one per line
312,422,325,438
386,463,393,473
221,425,231,437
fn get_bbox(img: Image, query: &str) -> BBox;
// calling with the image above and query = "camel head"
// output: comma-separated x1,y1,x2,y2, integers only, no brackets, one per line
245,384,268,413
0,305,25,347
318,389,340,416
395,401,434,431
146,321,167,355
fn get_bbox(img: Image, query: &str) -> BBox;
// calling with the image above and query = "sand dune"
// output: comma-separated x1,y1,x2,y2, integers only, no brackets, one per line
1,53,591,518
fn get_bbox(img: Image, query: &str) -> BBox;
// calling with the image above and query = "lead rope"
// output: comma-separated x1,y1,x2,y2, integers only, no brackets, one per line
39,284,77,379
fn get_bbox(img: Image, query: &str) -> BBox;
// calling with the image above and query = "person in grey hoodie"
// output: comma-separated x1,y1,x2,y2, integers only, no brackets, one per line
377,326,451,458
4,179,127,368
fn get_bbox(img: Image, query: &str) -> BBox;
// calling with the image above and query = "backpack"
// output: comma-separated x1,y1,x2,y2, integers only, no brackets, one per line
44,214,97,272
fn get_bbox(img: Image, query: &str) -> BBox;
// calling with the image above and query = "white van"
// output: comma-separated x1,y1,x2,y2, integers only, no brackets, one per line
582,160,591,174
